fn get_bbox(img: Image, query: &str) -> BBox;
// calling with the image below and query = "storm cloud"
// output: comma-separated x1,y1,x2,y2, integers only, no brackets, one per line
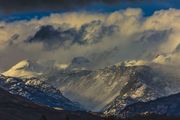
0,8,180,71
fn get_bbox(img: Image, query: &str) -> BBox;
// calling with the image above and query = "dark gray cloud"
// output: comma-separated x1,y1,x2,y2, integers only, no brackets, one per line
27,21,118,50
0,0,142,14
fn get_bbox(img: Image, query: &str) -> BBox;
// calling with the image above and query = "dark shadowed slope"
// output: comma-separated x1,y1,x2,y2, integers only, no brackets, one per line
0,74,82,111
0,87,103,120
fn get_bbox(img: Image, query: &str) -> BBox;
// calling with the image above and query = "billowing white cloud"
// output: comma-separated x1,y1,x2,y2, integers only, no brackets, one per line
0,8,180,71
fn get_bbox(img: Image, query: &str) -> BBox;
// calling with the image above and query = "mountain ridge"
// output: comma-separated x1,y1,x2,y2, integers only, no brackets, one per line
0,74,82,111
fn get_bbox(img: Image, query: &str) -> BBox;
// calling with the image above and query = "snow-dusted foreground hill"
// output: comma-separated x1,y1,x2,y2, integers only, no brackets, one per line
0,87,103,120
0,74,82,111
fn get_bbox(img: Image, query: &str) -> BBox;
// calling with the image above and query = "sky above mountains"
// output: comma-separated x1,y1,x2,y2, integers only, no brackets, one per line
0,0,180,21
0,1,180,71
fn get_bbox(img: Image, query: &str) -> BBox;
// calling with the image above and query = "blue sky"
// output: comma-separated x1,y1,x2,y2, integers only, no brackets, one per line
0,0,180,21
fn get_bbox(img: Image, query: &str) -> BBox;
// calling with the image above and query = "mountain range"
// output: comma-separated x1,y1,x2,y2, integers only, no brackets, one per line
1,58,180,119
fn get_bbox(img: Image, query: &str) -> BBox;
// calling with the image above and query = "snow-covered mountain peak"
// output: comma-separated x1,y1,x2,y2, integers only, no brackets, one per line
54,63,69,70
3,60,43,78
10,59,32,70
